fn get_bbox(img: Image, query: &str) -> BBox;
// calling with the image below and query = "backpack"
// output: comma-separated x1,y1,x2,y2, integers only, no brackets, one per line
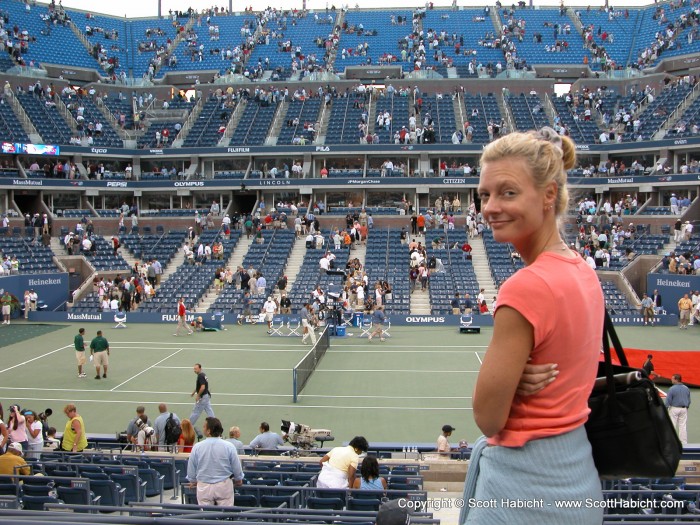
163,413,182,445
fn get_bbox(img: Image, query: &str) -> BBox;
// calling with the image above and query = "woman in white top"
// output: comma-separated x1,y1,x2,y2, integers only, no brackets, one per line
317,436,369,489
25,411,44,459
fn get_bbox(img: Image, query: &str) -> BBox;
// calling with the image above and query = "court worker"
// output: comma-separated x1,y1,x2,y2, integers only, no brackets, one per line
190,363,215,428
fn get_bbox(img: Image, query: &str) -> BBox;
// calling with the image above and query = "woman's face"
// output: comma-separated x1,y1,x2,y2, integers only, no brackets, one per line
478,158,547,248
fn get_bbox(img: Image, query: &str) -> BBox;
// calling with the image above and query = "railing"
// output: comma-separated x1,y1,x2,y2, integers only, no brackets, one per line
175,94,205,142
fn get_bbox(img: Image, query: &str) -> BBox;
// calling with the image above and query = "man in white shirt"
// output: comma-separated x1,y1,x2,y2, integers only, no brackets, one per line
262,297,277,334
319,255,330,273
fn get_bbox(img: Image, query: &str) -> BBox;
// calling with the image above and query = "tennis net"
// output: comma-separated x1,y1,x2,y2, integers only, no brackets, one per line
292,326,330,403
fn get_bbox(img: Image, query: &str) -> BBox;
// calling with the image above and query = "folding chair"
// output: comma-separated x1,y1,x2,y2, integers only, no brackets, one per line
460,314,473,328
270,315,287,336
287,316,301,337
381,317,391,339
114,313,127,329
360,316,373,338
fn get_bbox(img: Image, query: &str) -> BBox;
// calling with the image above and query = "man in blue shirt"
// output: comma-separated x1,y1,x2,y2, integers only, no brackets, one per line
666,374,691,446
187,417,243,506
368,306,386,342
249,422,284,450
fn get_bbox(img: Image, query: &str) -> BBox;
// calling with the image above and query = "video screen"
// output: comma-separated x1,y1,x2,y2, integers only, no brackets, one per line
22,143,60,156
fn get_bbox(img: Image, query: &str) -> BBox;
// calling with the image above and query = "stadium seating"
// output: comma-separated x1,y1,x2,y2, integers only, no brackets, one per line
364,229,410,315
229,99,278,146
277,97,322,146
182,96,228,147
139,230,239,313
209,229,295,315
0,236,59,273
16,92,72,145
325,92,367,144
426,231,480,315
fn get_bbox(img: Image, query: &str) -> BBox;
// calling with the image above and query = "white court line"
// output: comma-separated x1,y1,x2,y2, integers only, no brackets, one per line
155,366,478,373
475,351,483,365
0,345,72,374
153,366,291,372
111,349,184,391
109,346,306,353
0,386,471,400
5,396,472,411
110,342,488,349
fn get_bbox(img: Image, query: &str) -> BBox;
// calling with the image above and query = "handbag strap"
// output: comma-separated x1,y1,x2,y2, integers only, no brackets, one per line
603,310,629,367
600,310,630,419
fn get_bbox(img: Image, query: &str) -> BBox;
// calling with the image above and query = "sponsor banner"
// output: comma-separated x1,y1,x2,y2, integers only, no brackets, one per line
647,273,700,319
26,310,659,326
52,135,700,157
4,173,700,191
0,273,69,311
29,311,224,328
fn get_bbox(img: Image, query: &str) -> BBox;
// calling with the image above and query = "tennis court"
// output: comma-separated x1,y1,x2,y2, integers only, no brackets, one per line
0,322,698,446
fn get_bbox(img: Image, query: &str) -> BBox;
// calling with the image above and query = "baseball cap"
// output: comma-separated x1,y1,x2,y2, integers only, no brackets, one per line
8,442,23,454
442,424,455,433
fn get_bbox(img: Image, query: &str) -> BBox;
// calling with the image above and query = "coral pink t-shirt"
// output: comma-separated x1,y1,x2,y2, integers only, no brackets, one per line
488,252,604,447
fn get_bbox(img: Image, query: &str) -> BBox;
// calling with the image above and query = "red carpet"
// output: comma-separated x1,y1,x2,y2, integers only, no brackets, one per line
622,349,700,388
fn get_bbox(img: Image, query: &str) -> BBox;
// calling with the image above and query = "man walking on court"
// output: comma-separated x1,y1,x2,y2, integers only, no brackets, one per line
186,417,243,506
190,363,214,428
301,303,317,345
89,330,110,380
666,374,691,446
175,297,193,336
74,328,87,378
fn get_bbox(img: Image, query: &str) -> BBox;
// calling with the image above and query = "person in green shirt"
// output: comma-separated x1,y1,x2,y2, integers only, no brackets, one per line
89,330,110,380
74,328,87,378
1,291,11,325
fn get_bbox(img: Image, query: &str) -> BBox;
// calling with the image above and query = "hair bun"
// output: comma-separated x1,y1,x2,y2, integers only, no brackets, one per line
534,126,563,153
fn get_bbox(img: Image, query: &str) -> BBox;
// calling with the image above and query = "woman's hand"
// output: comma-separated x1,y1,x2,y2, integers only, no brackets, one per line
516,362,559,396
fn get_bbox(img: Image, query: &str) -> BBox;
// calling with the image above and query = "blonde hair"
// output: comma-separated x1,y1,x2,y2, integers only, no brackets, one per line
180,418,196,446
480,128,575,217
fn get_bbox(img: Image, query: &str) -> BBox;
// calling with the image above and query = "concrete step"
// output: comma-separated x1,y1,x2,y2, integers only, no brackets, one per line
282,237,306,292
159,241,187,283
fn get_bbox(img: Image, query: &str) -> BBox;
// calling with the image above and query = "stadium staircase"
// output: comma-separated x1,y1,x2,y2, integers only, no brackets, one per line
194,234,254,313
410,234,431,315
107,236,138,269
279,236,305,295
354,241,367,272
158,240,187,283
6,90,41,143
656,82,700,139
468,236,499,302
217,98,248,147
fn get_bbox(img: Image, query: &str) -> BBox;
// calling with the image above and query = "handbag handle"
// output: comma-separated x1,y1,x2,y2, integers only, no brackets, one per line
600,310,631,420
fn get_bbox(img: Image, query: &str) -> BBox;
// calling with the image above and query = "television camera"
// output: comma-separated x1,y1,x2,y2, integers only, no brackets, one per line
281,420,333,449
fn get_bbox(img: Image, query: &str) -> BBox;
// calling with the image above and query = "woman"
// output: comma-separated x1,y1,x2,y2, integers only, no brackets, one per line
461,129,604,524
25,411,44,459
7,404,28,452
352,456,387,490
23,290,31,320
317,436,369,489
177,418,196,453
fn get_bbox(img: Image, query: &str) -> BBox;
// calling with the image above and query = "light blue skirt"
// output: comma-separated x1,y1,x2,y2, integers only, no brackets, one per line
460,426,603,525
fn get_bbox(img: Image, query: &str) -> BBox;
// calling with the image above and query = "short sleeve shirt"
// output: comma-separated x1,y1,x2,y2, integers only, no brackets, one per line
90,336,109,352
327,445,360,473
490,253,604,447
196,372,210,397
74,334,85,351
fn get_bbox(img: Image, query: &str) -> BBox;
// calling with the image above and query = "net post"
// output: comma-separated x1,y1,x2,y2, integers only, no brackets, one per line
293,368,298,403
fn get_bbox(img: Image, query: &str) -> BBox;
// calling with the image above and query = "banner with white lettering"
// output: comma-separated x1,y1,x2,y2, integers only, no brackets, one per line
0,272,69,311
647,273,700,315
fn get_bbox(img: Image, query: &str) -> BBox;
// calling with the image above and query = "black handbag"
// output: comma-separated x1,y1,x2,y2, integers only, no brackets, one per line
585,310,683,479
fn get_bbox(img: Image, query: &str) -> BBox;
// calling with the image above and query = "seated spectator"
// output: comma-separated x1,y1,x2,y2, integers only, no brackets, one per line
352,456,387,490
